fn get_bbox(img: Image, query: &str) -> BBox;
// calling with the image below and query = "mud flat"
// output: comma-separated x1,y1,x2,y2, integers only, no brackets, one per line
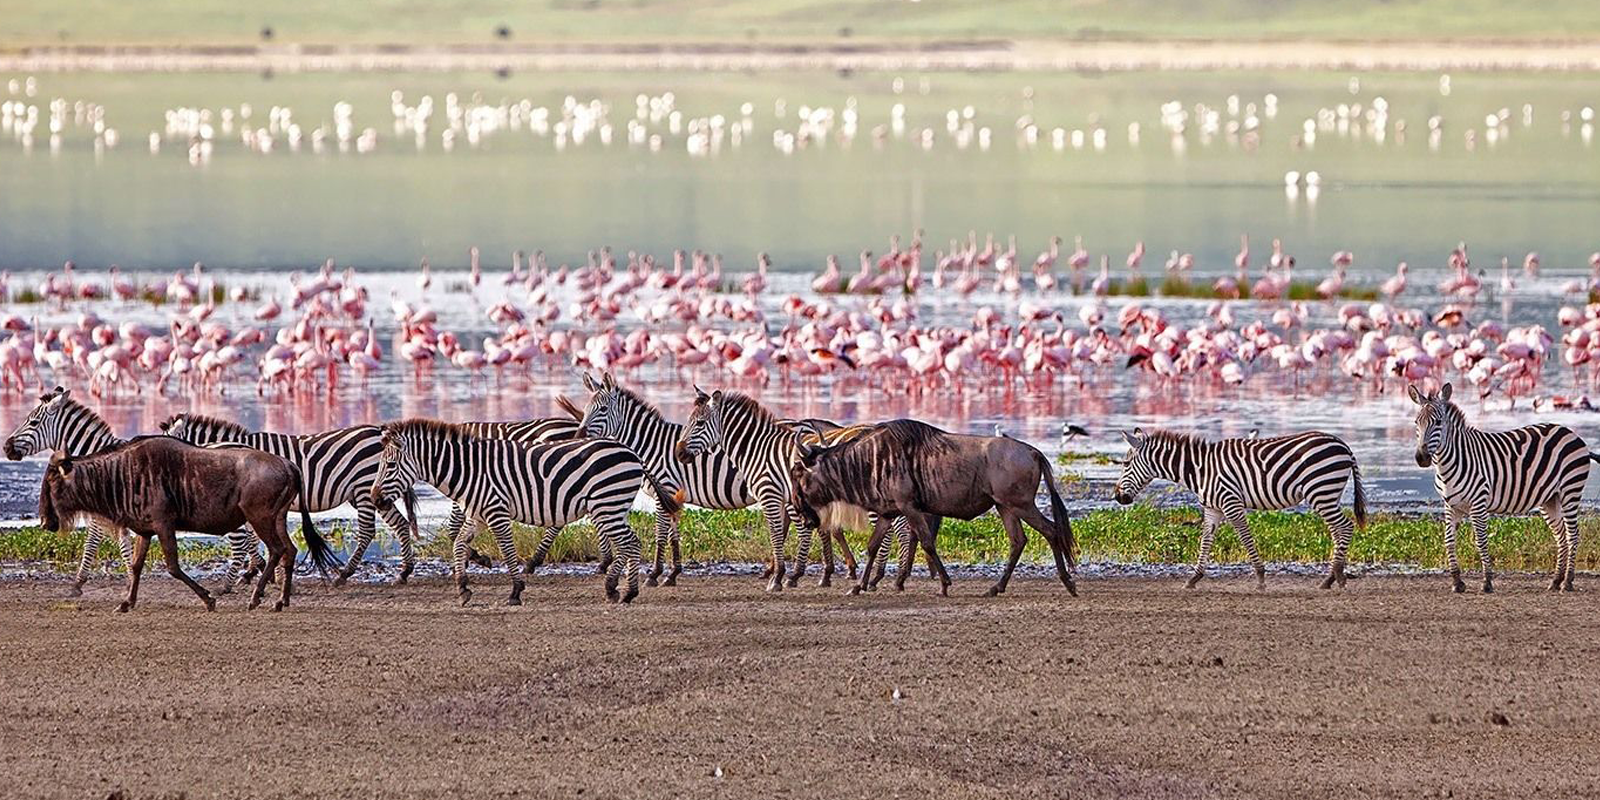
3,574,1599,798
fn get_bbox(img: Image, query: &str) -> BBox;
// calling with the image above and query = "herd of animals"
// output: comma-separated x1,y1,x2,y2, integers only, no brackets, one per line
4,373,1595,612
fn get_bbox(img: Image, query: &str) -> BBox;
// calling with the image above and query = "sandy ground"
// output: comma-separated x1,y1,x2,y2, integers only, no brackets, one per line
3,572,1600,799
3,39,1599,73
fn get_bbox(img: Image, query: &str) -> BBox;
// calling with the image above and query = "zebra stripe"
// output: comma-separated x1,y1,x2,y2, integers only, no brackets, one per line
675,387,912,592
441,417,588,572
3,387,134,594
1114,426,1366,589
373,419,649,604
159,413,414,584
1410,383,1592,593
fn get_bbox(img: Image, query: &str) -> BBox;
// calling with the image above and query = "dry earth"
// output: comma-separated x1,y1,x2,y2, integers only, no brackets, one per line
2,573,1599,799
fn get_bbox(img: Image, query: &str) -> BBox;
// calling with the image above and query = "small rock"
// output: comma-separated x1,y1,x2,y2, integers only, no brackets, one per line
1489,711,1511,726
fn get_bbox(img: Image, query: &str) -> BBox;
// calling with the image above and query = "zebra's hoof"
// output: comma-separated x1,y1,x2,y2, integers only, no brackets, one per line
1452,581,1466,594
818,576,831,588
622,588,638,604
1564,582,1577,593
645,575,659,588
663,574,678,587
116,602,131,613
333,574,349,588
1319,575,1336,590
459,590,472,607
67,585,84,598
217,583,234,596
784,575,801,589
1185,574,1203,589
606,589,620,603
1482,581,1494,594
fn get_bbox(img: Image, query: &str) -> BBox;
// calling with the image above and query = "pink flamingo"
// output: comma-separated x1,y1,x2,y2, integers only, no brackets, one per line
1380,262,1408,299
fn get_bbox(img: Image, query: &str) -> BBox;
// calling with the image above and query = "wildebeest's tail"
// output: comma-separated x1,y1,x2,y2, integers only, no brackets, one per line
556,394,585,423
288,463,341,575
644,471,683,515
1351,461,1368,530
1032,449,1078,568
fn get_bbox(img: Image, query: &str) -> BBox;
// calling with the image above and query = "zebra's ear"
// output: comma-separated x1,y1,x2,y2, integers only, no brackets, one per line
710,389,723,407
1407,385,1425,405
602,371,616,390
1120,430,1140,448
1439,382,1453,402
693,384,709,403
582,372,599,393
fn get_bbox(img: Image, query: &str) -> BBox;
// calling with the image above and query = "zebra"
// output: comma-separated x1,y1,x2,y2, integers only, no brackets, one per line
446,413,588,574
371,418,676,604
159,413,413,584
674,387,921,592
575,373,908,587
4,386,140,594
1113,426,1366,590
1410,382,1594,593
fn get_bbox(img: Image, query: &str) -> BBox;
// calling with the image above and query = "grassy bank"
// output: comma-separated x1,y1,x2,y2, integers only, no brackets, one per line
8,505,1599,574
6,1,1600,48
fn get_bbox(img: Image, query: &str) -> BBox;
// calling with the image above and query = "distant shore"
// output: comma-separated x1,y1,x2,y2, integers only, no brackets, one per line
4,38,1600,73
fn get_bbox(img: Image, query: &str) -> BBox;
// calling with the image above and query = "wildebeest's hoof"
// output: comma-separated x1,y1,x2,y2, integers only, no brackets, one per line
1063,577,1079,598
271,601,284,612
506,596,522,607
247,597,262,610
116,602,131,613
204,597,218,612
847,586,863,596
985,585,1003,597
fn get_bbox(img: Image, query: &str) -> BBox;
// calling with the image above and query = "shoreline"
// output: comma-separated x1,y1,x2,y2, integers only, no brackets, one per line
4,38,1600,73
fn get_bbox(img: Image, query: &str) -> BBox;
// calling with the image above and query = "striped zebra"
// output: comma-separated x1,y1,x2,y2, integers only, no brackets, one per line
446,413,589,574
1113,426,1366,589
1410,383,1594,593
371,419,675,604
4,387,139,594
576,374,904,587
158,413,412,584
674,387,919,592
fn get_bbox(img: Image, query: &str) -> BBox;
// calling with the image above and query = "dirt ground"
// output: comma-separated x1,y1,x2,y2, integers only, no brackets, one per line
3,572,1599,800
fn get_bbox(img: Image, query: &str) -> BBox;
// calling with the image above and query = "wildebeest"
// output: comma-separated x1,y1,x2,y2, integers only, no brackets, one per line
37,436,338,612
789,419,1078,597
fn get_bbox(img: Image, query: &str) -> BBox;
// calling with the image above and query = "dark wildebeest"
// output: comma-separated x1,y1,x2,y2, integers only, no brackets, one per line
789,419,1078,597
37,436,338,612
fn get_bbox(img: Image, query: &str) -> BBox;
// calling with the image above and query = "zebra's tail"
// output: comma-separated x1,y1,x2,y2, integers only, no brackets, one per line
1033,449,1078,568
555,394,585,423
1590,453,1600,465
644,472,683,516
1351,462,1368,530
289,463,342,575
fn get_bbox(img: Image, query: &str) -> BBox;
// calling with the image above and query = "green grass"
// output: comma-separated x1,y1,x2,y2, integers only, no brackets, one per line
4,1,1600,48
10,506,1596,574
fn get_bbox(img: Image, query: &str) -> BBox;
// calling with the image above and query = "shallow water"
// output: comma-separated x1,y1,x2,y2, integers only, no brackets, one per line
3,68,1600,520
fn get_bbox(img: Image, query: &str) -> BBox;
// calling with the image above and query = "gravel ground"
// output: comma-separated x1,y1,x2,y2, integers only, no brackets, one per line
3,573,1599,799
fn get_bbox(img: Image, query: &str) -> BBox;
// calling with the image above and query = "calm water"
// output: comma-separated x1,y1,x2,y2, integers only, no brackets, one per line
1,70,1598,274
3,68,1600,522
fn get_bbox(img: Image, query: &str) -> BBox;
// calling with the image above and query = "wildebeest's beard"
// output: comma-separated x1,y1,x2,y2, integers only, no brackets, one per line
38,477,61,532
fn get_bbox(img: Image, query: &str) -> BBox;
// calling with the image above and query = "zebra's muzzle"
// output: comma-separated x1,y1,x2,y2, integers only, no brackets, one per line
1113,491,1133,505
3,439,23,461
673,442,694,463
1414,449,1432,468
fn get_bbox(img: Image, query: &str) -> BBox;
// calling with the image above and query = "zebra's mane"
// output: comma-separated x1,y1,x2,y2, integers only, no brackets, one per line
56,396,116,442
716,391,780,427
166,412,253,439
612,384,666,419
1142,429,1208,447
387,418,471,441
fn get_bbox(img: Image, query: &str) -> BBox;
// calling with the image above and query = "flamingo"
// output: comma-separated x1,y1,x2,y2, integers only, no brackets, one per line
1380,262,1408,299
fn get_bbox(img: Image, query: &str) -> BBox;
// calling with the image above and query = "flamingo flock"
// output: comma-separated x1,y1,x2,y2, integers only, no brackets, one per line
3,238,1600,411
